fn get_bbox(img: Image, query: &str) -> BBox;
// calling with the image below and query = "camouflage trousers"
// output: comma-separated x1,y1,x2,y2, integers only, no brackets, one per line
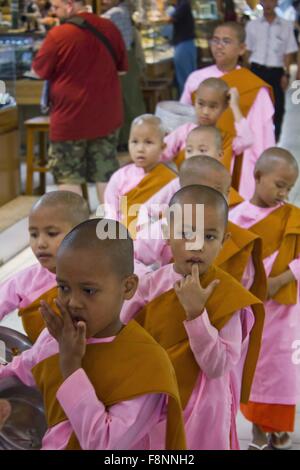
48,131,120,184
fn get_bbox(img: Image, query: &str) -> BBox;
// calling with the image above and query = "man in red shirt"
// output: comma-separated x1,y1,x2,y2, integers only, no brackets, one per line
33,0,128,201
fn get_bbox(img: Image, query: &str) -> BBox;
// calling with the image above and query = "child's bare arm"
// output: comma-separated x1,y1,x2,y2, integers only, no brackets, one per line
267,268,296,299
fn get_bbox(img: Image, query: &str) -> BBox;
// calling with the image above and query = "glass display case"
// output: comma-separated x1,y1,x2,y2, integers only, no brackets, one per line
0,44,19,207
192,0,221,65
0,44,16,100
133,0,173,66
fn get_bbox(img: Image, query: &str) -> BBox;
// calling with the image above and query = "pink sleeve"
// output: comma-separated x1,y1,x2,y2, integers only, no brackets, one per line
104,171,123,220
180,75,193,105
161,130,185,162
0,330,48,386
134,237,166,266
232,117,254,155
241,256,255,291
288,255,300,282
246,87,275,157
183,310,242,379
56,368,166,450
0,275,23,320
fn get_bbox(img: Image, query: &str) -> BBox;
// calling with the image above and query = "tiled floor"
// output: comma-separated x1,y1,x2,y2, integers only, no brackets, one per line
1,80,300,449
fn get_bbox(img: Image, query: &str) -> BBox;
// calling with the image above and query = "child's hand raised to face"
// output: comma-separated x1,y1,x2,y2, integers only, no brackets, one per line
174,264,220,321
40,299,86,380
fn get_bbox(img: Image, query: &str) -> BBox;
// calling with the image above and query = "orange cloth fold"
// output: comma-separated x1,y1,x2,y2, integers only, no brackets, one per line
18,286,58,343
250,204,300,304
136,265,264,407
32,320,186,450
240,402,296,432
122,163,177,238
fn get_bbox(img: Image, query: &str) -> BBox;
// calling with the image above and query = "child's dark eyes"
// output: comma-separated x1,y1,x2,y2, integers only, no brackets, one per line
83,288,97,296
29,232,37,239
205,234,216,241
57,285,69,293
48,232,60,237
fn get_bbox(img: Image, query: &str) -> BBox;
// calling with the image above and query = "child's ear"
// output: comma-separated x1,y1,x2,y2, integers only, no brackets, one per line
123,274,139,300
254,169,261,182
223,231,231,244
238,42,247,57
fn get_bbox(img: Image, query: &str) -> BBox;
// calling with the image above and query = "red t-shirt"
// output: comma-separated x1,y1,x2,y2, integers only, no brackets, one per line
33,13,128,142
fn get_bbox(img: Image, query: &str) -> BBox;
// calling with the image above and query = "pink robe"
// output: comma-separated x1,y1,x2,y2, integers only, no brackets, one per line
179,65,275,200
230,200,300,404
0,328,166,450
0,263,56,321
161,119,253,171
121,263,255,450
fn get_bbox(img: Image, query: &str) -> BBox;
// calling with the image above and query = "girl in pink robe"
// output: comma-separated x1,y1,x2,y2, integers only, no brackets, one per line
230,147,300,450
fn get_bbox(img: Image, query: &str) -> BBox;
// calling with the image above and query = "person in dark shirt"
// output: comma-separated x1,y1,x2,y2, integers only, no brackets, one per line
168,0,197,95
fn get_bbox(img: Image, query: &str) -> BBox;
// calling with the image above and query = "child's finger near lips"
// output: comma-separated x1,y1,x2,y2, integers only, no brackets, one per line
55,299,74,329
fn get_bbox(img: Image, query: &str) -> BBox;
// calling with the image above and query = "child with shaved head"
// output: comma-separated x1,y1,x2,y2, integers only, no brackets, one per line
0,219,186,450
135,156,265,298
0,191,89,342
180,21,275,200
230,147,300,450
161,77,253,186
122,184,263,449
104,114,177,238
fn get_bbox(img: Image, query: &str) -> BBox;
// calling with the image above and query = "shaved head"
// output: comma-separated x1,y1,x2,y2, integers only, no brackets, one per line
255,147,299,177
196,77,229,105
30,191,89,226
130,113,166,139
169,184,229,228
179,155,231,194
187,126,223,154
58,219,134,278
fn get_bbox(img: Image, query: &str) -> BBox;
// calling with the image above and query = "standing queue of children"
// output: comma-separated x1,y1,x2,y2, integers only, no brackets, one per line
0,20,300,451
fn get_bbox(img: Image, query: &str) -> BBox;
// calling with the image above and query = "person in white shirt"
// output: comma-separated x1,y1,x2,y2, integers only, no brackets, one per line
246,0,298,141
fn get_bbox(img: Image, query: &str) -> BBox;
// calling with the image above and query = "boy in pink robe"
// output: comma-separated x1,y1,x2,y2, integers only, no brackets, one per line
162,78,253,186
122,185,264,450
136,126,224,228
180,22,275,200
0,219,185,450
230,147,300,450
0,192,89,335
104,114,176,224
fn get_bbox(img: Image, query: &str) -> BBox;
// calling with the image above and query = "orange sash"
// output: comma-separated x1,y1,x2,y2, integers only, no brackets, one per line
216,221,266,301
136,265,264,406
31,320,186,450
18,286,58,343
249,204,300,304
191,68,274,189
122,163,177,238
229,187,244,208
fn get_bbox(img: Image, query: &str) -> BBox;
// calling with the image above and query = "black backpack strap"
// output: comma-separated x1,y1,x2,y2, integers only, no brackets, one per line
66,16,118,68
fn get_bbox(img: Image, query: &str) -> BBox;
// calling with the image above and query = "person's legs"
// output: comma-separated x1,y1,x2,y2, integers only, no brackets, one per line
86,131,120,204
174,40,197,96
250,64,285,142
48,140,87,194
271,71,285,142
